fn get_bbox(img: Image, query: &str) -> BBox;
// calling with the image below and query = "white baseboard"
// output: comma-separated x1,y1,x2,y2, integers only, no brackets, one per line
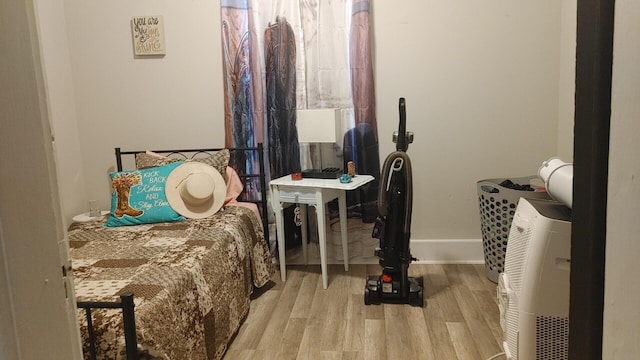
283,238,485,265
410,238,484,264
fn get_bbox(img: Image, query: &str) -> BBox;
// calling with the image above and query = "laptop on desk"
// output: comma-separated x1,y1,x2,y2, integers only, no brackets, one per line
301,167,342,179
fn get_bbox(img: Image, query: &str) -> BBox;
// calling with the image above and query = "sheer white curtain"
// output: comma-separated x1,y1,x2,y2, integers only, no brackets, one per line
221,0,379,261
246,0,355,165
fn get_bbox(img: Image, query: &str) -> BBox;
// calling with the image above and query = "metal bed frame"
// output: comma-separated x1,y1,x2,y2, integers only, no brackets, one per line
76,293,137,360
77,144,269,359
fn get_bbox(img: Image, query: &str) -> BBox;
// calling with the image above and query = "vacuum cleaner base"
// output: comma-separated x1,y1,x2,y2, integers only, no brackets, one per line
364,275,424,307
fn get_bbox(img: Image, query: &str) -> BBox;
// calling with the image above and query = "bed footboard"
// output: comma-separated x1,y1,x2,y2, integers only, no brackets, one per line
76,292,137,360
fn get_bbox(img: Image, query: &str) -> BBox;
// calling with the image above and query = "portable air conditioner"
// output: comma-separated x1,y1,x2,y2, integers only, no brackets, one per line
497,198,572,360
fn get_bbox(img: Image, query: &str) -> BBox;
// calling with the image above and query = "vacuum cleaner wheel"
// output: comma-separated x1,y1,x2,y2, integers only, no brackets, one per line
363,275,424,307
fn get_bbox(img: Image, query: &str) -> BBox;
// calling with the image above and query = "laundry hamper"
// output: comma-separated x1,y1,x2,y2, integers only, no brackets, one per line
477,176,551,283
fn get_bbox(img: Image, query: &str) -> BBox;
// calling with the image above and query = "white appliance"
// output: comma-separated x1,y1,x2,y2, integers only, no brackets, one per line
497,198,572,360
538,157,574,208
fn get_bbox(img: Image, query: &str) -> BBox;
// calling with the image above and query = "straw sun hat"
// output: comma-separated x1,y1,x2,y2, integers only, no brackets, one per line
165,162,226,219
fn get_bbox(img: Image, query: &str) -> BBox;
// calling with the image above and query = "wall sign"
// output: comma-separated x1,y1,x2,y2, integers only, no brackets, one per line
131,15,165,56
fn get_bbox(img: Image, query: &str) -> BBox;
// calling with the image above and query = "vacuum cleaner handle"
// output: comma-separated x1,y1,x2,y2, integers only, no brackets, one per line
377,151,413,236
396,98,407,152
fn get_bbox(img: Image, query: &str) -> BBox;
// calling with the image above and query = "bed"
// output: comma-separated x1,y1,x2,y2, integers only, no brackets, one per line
70,145,274,359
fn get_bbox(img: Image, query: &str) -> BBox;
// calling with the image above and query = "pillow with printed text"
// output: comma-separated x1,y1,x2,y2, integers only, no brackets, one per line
105,161,185,227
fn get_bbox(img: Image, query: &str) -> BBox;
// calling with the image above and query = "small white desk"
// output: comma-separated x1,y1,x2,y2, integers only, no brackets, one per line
270,174,375,289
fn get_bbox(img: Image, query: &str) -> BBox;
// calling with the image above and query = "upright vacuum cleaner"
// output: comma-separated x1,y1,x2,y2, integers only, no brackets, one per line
364,98,424,307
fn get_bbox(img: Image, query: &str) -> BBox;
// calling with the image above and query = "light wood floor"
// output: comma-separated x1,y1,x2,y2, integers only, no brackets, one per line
224,263,504,360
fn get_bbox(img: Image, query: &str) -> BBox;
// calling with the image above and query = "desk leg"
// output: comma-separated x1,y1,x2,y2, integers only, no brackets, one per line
273,200,287,282
300,204,308,265
315,194,328,289
338,191,349,271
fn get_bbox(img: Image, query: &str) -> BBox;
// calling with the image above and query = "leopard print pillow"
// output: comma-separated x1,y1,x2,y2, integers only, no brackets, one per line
135,152,180,170
135,149,230,180
191,149,230,180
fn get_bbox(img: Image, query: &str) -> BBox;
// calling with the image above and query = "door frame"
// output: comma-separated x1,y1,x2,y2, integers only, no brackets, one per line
570,0,614,358
0,0,83,358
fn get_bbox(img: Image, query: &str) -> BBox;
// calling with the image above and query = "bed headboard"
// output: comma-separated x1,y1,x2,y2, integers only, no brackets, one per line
113,144,269,246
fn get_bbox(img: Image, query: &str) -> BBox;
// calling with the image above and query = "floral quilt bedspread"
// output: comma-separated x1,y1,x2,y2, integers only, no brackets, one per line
68,205,274,359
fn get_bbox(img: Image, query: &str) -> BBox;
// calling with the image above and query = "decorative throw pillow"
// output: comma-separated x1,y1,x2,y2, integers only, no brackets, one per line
224,166,244,205
135,149,230,181
191,149,230,181
135,151,181,170
105,161,185,227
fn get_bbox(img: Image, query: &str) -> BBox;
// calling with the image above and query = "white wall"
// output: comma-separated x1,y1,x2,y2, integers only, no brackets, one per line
36,0,87,224
63,0,225,217
557,0,577,161
55,1,571,241
373,1,565,239
603,0,640,357
0,238,18,360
